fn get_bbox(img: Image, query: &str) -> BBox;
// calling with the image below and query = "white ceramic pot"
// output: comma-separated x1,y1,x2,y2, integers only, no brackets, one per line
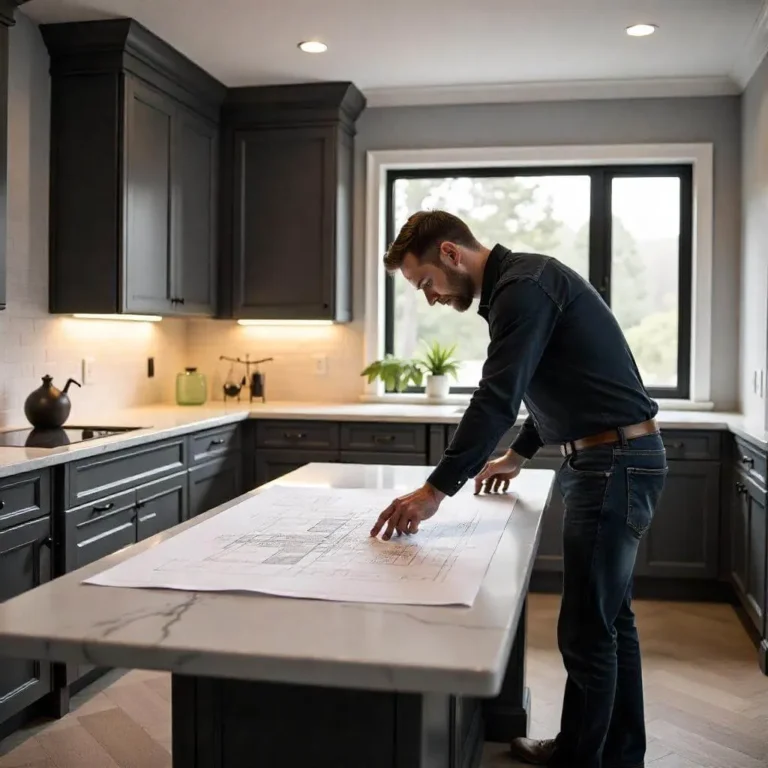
426,374,450,401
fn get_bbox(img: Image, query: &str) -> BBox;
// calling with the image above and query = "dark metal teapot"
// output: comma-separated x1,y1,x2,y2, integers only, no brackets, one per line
24,375,81,429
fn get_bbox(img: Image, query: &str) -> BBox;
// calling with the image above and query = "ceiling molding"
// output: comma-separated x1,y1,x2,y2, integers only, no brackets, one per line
363,76,740,109
731,0,768,88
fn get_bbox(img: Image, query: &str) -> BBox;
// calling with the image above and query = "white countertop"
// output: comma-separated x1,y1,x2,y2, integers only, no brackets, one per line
0,401,763,480
0,463,553,696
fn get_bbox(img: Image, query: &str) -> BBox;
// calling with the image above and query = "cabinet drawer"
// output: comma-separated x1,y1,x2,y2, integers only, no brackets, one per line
735,437,767,486
136,472,186,541
189,456,243,518
340,451,426,466
68,438,186,507
65,488,137,572
0,470,51,532
661,430,721,461
189,424,242,465
257,421,339,450
340,423,426,454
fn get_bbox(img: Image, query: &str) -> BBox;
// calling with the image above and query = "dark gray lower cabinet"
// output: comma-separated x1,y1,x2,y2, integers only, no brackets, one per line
136,473,187,541
525,456,564,571
255,449,338,486
634,460,720,579
339,452,425,465
189,455,243,518
0,515,53,723
731,469,767,635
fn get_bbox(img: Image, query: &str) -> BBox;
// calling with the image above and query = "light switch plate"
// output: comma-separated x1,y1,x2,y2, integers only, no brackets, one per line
81,357,96,385
313,355,328,376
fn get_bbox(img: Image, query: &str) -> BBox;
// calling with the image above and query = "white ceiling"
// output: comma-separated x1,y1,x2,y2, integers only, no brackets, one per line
21,0,768,106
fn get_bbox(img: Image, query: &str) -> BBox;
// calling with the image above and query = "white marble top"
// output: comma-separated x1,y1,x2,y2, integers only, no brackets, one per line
0,401,763,480
0,464,553,696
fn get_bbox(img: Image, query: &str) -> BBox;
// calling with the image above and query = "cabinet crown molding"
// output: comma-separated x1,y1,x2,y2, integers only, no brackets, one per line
40,17,226,120
224,82,366,134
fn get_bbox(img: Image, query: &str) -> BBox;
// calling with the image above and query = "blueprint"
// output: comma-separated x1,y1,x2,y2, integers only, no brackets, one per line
83,485,516,606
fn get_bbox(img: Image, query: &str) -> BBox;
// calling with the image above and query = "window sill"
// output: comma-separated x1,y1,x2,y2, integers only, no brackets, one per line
358,392,716,413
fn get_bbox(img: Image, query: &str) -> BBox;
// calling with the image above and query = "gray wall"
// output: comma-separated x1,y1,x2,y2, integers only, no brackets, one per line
741,55,768,428
353,97,742,409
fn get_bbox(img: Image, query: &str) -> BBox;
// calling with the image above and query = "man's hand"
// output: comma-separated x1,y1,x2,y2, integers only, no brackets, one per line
474,450,524,495
370,483,445,540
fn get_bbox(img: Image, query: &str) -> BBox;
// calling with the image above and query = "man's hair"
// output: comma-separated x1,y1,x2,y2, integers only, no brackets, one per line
382,210,480,273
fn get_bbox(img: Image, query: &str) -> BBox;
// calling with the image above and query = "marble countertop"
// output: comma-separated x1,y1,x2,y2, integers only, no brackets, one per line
0,401,763,480
0,464,553,696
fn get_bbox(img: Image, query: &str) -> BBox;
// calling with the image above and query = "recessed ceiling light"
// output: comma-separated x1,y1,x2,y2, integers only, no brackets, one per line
298,40,327,53
626,23,657,37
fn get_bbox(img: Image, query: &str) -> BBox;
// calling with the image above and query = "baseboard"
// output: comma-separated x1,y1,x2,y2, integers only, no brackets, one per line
529,571,736,603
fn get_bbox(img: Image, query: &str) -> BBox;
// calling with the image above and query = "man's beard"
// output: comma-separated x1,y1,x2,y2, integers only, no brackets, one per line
440,263,475,312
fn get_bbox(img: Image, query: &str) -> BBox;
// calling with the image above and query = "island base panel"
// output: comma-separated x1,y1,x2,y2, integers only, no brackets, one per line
171,674,485,768
483,597,530,742
760,640,768,676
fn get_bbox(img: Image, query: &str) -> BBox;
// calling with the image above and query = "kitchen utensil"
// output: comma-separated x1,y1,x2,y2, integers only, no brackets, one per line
24,375,81,429
220,355,273,403
176,367,207,406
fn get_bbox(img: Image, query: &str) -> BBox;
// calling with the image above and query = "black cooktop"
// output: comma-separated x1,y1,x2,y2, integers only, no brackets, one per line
0,426,140,449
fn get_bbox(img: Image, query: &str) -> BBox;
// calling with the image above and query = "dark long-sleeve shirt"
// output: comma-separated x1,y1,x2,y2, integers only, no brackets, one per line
427,245,658,496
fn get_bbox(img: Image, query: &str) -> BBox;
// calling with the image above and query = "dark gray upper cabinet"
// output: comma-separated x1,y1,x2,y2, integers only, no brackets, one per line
0,1,27,312
41,18,225,318
220,83,365,322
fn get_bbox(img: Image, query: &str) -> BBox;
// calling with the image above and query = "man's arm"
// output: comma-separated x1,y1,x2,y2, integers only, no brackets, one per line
427,278,560,497
511,415,544,460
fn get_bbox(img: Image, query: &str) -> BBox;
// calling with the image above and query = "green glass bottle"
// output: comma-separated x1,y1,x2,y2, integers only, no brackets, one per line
176,367,207,406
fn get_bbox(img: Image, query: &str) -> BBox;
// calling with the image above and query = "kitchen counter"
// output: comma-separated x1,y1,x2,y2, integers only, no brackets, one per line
0,400,763,480
0,463,554,767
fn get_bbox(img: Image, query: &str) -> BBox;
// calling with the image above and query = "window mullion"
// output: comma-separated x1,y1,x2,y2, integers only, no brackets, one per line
588,169,612,305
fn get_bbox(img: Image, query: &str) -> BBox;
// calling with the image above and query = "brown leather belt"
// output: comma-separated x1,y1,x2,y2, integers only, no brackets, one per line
559,419,659,457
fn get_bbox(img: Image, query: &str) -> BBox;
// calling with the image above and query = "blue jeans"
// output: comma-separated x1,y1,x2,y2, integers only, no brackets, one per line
550,432,668,768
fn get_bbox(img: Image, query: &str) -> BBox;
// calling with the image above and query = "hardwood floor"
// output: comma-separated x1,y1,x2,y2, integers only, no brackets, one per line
1,594,766,767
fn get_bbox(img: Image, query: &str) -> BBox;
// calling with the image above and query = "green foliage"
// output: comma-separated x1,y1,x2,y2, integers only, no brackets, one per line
624,310,678,386
360,355,423,392
418,340,460,378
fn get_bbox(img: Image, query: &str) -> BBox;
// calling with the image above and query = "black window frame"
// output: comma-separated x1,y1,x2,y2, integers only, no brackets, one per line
384,163,693,400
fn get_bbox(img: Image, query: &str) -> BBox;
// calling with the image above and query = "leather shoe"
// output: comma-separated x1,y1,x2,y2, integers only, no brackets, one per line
509,737,556,764
509,738,644,768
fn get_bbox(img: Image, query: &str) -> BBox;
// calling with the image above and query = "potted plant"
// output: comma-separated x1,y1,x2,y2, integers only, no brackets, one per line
361,354,424,393
419,341,460,401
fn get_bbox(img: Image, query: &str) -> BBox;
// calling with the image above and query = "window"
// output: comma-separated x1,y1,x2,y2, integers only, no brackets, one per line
384,165,693,399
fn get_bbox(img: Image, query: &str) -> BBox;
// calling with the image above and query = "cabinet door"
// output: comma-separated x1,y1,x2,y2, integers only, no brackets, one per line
0,516,53,723
123,77,173,314
526,457,564,572
232,127,335,319
634,461,720,579
189,455,243,518
731,474,749,602
136,472,186,541
738,472,767,635
255,449,338,487
172,108,218,315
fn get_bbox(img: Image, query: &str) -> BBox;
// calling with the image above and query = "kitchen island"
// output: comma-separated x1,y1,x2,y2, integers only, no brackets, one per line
0,462,554,767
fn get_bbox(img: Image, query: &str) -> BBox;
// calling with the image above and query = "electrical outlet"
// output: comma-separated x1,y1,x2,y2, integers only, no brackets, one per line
313,354,328,376
81,357,96,385
147,357,155,378
760,369,765,399
754,370,759,395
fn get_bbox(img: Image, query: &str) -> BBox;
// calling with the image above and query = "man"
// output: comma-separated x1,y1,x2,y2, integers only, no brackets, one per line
370,210,667,768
